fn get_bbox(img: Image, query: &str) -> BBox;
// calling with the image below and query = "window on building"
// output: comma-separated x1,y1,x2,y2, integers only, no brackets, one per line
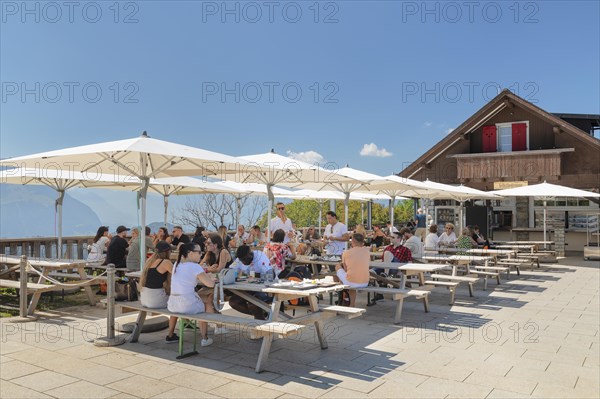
481,122,529,153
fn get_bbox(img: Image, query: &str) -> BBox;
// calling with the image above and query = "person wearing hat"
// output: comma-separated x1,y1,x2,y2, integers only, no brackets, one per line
140,241,179,343
103,225,130,268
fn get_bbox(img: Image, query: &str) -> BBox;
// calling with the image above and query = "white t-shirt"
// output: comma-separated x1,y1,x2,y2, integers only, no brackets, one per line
424,233,440,252
270,216,293,244
404,235,423,259
171,262,206,296
439,232,457,246
324,222,348,255
233,232,250,246
230,250,274,275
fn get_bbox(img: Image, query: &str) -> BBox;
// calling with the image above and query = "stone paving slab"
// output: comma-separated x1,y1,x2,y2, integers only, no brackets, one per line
1,257,598,398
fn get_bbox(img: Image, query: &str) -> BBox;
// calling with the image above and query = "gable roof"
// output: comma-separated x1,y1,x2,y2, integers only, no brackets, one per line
400,89,600,179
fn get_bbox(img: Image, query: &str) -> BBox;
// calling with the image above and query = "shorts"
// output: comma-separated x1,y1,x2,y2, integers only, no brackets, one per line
336,269,368,288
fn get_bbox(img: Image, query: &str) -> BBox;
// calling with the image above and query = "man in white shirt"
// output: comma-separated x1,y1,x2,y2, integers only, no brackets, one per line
323,211,349,256
270,202,294,244
229,245,274,320
386,221,399,237
401,227,423,259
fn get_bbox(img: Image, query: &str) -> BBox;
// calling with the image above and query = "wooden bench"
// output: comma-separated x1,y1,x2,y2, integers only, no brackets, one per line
0,279,59,293
422,280,460,305
473,265,511,279
320,305,365,319
513,255,540,269
118,301,305,372
356,286,430,323
463,270,500,290
430,274,478,297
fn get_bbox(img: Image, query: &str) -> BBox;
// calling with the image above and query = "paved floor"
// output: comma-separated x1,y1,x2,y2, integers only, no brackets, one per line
1,257,599,398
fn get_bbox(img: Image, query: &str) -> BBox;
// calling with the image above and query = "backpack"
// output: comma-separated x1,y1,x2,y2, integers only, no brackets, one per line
286,271,310,307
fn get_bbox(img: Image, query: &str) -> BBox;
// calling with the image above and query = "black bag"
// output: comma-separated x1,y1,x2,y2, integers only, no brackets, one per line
336,289,351,307
114,279,138,301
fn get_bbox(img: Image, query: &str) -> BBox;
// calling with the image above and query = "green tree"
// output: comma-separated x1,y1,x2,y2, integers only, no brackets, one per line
394,199,415,226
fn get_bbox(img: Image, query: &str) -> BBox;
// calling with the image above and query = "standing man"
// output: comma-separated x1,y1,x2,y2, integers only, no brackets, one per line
323,211,349,256
270,202,294,244
415,208,427,242
104,225,130,269
171,226,191,249
385,221,399,237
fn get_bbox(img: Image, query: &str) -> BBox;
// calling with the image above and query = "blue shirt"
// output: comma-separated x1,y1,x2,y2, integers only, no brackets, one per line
416,214,426,228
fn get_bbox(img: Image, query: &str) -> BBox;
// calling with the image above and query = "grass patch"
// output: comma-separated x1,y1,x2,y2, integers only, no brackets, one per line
0,287,101,318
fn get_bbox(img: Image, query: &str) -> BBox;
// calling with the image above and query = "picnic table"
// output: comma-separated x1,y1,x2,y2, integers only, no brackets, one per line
287,256,340,277
0,254,97,315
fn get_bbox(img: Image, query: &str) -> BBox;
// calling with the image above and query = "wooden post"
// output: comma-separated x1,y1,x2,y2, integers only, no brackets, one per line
19,256,27,318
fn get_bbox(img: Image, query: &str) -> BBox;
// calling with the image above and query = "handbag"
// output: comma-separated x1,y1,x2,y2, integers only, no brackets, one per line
213,268,237,312
114,278,138,302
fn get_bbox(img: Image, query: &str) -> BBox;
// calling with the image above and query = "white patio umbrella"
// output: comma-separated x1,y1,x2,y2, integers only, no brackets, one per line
492,181,600,245
355,175,443,228
418,179,501,231
0,168,141,258
288,165,380,227
236,150,361,239
0,133,252,268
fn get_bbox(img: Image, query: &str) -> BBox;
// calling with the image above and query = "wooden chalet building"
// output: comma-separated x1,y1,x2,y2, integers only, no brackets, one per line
400,90,600,252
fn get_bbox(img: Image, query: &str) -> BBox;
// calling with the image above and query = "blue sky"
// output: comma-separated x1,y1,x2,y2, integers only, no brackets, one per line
1,0,599,229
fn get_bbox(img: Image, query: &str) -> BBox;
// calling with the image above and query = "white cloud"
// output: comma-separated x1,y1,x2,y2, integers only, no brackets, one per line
424,121,432,127
359,143,393,158
445,128,455,135
286,150,326,165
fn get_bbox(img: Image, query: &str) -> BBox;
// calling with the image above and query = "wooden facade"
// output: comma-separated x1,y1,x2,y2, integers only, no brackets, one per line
400,90,600,192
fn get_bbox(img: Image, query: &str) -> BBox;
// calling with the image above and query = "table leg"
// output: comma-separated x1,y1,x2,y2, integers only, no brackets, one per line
130,310,147,343
27,267,48,315
308,295,328,349
78,266,97,306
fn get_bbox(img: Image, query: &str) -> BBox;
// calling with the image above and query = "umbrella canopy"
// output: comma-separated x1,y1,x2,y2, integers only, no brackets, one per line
492,181,600,243
236,151,363,238
0,133,252,268
287,166,381,226
0,168,142,258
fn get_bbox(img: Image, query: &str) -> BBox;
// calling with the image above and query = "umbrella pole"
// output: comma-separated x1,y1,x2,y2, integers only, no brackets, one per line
390,196,396,227
163,195,169,227
56,190,65,259
459,201,464,232
267,184,274,240
344,192,350,227
543,200,547,248
139,178,149,271
236,195,241,227
361,202,364,225
318,200,323,234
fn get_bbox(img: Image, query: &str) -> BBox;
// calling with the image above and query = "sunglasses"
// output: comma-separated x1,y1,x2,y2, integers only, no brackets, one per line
277,207,285,210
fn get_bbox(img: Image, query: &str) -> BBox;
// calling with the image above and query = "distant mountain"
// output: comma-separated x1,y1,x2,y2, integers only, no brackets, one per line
0,185,102,238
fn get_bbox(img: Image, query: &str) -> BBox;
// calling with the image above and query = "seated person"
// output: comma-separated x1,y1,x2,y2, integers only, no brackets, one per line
201,234,232,274
383,231,413,264
369,225,386,248
246,225,266,247
230,224,249,248
303,226,320,241
263,229,296,277
88,226,110,262
471,225,491,247
438,223,457,247
153,227,172,249
126,226,153,270
139,241,178,343
334,233,370,307
171,226,191,250
104,226,130,268
400,227,423,260
167,243,216,347
456,227,478,255
424,224,440,255
228,245,274,320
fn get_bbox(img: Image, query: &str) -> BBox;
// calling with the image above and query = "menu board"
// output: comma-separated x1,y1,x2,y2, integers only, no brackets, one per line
436,207,456,228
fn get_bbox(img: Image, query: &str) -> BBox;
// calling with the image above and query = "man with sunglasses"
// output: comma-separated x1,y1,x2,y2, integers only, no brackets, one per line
270,202,294,244
228,245,275,320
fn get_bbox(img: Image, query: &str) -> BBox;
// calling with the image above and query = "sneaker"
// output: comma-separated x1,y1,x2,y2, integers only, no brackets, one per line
201,338,213,347
165,333,179,344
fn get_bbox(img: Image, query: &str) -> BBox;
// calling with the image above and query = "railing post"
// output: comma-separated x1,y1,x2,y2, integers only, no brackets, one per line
94,263,125,347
